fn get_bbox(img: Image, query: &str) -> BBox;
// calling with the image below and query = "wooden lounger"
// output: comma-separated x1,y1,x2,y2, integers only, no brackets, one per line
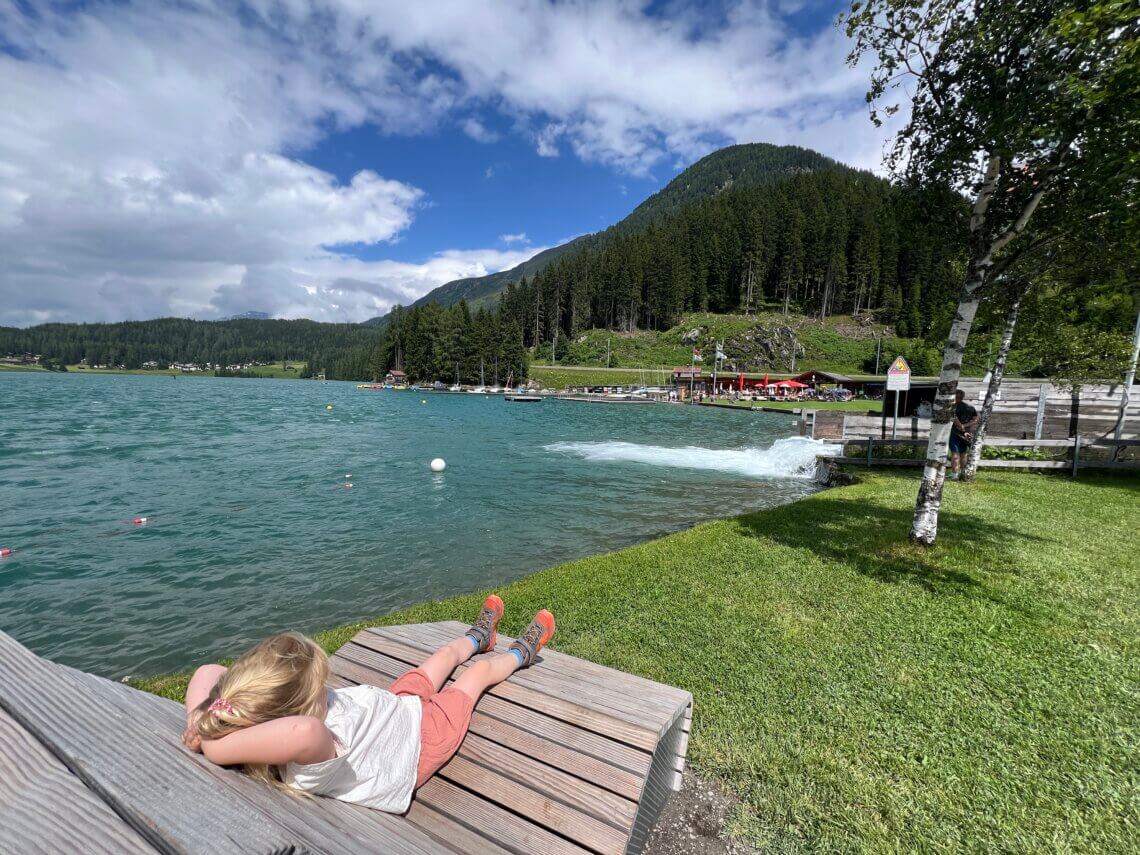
0,623,692,854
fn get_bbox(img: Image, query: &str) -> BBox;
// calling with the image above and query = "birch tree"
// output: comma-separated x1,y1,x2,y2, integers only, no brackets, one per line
843,0,1140,545
962,279,1030,480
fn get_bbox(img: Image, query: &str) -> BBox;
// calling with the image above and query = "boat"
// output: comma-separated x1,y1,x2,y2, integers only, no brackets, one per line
505,394,543,402
467,387,487,394
448,384,462,392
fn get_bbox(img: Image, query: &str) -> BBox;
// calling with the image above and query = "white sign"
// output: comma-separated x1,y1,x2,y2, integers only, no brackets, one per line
887,356,911,391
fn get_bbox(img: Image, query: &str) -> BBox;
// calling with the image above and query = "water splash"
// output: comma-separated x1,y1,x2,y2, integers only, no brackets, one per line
545,437,842,479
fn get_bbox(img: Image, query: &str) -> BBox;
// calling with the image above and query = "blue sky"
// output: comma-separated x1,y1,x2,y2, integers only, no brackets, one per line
302,122,661,263
0,0,889,326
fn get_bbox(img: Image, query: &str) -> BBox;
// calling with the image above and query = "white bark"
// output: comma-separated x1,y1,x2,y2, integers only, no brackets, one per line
963,291,1024,481
911,155,1002,546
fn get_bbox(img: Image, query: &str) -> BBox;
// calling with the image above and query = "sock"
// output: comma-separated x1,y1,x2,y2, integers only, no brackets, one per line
465,633,480,651
509,648,524,667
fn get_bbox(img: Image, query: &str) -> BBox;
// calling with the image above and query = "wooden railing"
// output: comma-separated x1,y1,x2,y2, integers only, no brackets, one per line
834,436,1140,474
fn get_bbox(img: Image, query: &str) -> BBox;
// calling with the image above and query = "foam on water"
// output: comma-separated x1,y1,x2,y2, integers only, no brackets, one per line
545,436,842,479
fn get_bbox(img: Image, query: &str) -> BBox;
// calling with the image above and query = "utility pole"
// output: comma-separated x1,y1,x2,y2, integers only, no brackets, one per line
1113,309,1140,457
606,336,611,368
874,335,882,375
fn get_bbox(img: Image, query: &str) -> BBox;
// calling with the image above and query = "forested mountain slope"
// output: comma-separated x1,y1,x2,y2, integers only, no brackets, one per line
363,143,865,324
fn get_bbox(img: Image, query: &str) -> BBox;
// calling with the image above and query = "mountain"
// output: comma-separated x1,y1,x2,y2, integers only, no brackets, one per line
222,311,270,321
363,143,856,325
362,238,592,327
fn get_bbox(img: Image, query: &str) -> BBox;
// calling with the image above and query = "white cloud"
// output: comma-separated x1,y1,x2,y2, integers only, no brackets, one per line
0,0,895,326
536,123,566,158
462,117,500,143
499,232,529,245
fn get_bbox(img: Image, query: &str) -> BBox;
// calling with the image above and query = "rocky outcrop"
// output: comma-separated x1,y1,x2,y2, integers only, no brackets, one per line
723,323,803,371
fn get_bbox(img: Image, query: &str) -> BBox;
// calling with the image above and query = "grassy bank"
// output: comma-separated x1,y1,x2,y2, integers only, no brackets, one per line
703,399,883,413
532,312,924,375
134,471,1138,852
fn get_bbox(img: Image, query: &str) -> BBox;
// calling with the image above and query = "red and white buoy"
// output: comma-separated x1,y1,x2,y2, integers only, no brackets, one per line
132,517,148,525
0,548,12,557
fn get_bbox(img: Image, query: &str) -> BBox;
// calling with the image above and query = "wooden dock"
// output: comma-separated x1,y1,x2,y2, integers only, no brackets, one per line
0,621,692,854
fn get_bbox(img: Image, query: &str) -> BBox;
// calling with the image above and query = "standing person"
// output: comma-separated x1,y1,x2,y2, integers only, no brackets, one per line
948,389,978,479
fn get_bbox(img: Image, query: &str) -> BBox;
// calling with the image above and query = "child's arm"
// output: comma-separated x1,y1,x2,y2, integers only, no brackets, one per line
201,716,337,767
186,664,228,713
183,664,228,752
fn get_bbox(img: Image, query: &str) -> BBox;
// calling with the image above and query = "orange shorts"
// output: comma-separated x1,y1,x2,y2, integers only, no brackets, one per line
388,668,476,788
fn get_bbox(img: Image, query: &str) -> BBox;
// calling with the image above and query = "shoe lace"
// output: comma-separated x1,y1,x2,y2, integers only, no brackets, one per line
472,606,495,636
518,621,542,650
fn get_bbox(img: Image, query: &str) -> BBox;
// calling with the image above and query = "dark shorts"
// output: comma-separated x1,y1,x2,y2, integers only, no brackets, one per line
949,433,970,453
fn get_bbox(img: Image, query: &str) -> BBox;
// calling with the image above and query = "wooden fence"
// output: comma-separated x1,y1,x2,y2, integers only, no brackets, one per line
838,380,1139,443
833,436,1140,473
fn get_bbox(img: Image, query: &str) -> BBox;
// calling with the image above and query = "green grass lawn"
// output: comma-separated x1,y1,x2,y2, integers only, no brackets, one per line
704,399,883,413
60,363,306,378
0,362,47,372
135,471,1139,852
532,312,926,375
529,365,666,388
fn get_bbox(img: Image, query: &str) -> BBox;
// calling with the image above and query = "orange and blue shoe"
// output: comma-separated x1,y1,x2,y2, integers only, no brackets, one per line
465,594,504,654
509,610,556,668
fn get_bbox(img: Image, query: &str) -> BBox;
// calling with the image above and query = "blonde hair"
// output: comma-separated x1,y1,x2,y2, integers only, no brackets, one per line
194,631,329,789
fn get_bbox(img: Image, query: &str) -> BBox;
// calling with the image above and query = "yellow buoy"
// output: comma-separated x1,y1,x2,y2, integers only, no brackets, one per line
326,405,333,410
422,399,427,404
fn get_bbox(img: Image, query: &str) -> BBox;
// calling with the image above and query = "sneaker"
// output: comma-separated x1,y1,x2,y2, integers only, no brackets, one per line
465,594,504,654
509,610,556,668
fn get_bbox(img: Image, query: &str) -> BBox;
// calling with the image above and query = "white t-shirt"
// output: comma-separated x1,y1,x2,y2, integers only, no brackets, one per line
283,684,423,813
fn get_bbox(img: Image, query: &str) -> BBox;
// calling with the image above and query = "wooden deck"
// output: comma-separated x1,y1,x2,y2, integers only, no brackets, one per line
0,622,692,854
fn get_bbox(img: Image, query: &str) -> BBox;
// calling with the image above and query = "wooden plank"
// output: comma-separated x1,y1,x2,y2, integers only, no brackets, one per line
370,626,681,735
416,778,590,855
329,653,649,800
346,634,659,751
0,707,157,855
457,731,637,828
0,632,300,855
434,754,628,855
403,801,514,855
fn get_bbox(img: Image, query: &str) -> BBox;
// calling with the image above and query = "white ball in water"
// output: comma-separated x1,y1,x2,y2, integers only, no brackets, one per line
430,458,446,472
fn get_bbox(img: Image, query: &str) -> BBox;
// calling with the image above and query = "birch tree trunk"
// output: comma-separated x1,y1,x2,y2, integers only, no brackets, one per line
962,290,1025,481
910,155,1000,545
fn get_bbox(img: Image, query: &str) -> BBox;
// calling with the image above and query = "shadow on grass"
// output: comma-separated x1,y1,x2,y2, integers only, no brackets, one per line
731,483,1047,602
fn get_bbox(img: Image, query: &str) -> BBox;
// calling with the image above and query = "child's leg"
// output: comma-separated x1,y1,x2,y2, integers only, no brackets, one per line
452,609,556,703
416,637,480,693
451,652,521,702
413,610,556,789
407,594,505,693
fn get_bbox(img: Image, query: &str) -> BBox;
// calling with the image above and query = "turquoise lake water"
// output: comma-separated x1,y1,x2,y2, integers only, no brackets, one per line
0,373,835,677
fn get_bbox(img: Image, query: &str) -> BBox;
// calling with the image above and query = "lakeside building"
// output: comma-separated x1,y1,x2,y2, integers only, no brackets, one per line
385,369,407,384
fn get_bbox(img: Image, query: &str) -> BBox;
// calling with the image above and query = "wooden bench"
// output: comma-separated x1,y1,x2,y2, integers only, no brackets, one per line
0,622,692,854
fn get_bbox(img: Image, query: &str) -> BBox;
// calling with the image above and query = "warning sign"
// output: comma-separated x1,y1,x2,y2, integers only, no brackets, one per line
887,356,911,391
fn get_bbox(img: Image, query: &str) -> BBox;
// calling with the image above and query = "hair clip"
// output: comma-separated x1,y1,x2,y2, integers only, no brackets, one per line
208,697,235,717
